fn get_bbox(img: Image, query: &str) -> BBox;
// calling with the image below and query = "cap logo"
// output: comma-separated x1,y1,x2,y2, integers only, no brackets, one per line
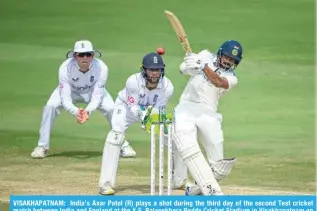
81,43,85,48
153,56,158,63
232,49,238,56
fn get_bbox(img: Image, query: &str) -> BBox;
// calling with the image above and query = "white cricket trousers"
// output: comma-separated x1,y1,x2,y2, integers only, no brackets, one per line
37,87,115,149
173,101,224,165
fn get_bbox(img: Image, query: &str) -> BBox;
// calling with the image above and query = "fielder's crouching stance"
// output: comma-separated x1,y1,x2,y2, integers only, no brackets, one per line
30,40,135,158
173,40,243,195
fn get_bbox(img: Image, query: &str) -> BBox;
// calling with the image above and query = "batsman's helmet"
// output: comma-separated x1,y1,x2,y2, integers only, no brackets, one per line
141,52,165,79
217,40,243,69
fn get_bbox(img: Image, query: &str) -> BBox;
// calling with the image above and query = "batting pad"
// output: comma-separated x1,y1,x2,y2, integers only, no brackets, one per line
172,149,188,187
185,158,237,195
211,157,237,181
99,131,125,188
173,132,221,195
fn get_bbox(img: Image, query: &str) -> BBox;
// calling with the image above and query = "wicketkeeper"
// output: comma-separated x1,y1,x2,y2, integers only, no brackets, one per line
98,52,188,195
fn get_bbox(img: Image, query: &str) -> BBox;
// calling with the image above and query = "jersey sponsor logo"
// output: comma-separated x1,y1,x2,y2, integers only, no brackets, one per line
72,84,93,91
128,96,135,103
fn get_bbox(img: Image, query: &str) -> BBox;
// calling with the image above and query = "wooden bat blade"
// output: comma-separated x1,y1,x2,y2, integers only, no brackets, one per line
164,10,192,53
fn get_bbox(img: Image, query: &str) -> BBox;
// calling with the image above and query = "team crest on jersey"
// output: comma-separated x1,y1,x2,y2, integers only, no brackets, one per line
90,76,94,82
72,77,79,81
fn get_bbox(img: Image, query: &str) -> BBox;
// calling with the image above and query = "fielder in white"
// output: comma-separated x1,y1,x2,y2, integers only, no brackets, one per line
30,40,136,158
173,40,243,195
98,52,177,195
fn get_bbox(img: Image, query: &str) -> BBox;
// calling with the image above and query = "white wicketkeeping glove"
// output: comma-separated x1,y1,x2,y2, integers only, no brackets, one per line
184,53,204,70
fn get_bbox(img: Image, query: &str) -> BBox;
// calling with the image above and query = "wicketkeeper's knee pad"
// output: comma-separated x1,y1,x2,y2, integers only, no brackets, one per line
105,130,125,147
100,130,125,188
110,105,128,132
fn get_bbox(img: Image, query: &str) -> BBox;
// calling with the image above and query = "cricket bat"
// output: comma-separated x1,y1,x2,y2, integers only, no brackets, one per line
164,10,192,53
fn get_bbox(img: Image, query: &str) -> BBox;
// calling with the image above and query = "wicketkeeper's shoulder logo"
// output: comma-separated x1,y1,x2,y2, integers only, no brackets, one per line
128,96,135,103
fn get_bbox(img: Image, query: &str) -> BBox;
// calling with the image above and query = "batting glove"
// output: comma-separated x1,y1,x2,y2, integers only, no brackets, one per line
184,53,204,70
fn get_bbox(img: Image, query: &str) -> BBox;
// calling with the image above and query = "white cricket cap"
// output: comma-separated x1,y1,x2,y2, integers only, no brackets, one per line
73,40,94,53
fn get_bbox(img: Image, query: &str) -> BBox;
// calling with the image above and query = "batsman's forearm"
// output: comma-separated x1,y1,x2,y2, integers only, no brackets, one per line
202,66,229,89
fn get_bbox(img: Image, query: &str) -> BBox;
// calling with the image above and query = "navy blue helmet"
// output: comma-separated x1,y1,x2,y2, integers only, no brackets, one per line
216,40,243,70
141,52,165,83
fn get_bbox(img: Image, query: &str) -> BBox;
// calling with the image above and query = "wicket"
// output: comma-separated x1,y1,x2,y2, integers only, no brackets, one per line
150,120,173,195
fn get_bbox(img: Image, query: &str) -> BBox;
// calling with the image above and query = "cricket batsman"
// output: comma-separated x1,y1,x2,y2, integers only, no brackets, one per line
30,40,136,158
98,52,187,195
172,40,243,195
